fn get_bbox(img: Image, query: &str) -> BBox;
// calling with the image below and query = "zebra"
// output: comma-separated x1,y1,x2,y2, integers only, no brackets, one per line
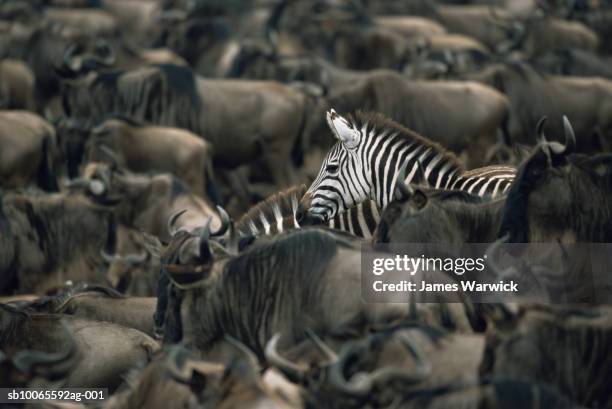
296,109,516,225
236,185,381,239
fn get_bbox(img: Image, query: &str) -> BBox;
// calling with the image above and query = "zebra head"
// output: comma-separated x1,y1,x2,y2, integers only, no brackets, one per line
297,109,377,225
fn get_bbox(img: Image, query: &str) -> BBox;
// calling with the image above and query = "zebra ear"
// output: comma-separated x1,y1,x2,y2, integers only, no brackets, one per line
327,109,359,149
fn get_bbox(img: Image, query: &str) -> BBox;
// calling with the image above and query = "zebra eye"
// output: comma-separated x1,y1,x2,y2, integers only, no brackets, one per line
325,163,339,174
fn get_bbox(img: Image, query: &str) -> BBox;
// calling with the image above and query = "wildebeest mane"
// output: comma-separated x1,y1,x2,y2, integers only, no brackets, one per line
5,193,114,273
101,114,146,128
85,65,201,133
236,184,307,236
350,111,465,172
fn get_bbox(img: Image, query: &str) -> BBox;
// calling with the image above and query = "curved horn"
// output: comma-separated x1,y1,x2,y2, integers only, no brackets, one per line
264,333,307,383
62,44,83,72
328,341,373,397
535,116,548,144
100,249,118,264
329,332,430,398
168,209,188,236
125,251,149,266
306,329,338,362
211,206,230,237
166,345,192,382
97,145,120,170
224,335,261,372
562,115,576,153
63,177,90,189
12,320,78,380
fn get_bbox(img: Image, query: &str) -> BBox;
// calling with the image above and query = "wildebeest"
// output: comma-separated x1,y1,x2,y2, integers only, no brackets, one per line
1,317,77,388
0,190,115,294
82,115,216,198
68,162,224,243
104,342,303,409
102,228,162,297
499,117,612,242
531,48,612,79
0,59,36,110
465,61,612,152
482,305,612,408
0,110,58,191
0,303,159,391
156,225,478,361
26,284,157,337
373,187,501,243
58,52,308,187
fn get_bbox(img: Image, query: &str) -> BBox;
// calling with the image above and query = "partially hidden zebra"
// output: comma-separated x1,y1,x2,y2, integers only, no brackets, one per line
236,185,381,239
296,109,516,225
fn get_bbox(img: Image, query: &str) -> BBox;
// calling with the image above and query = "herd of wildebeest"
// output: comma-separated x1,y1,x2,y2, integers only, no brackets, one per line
2,0,612,408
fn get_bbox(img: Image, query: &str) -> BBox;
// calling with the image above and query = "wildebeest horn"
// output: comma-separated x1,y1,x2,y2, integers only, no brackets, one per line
211,206,230,237
306,329,338,362
62,44,83,72
265,333,307,383
12,320,78,380
168,209,188,236
535,116,548,145
100,249,117,264
98,145,120,170
329,333,430,397
125,251,149,266
63,177,89,189
166,345,224,383
562,115,576,153
199,217,212,243
224,335,261,372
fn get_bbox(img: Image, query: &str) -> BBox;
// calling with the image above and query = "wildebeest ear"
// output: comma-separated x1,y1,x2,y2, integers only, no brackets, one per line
411,189,428,210
583,155,612,183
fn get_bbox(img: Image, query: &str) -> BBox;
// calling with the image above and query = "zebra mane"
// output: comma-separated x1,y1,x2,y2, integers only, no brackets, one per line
235,184,307,236
348,111,465,172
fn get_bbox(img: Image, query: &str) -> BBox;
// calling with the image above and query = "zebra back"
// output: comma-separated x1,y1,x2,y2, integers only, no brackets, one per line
236,185,305,236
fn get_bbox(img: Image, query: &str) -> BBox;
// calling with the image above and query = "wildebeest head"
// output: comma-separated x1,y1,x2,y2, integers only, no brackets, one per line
55,116,92,179
54,39,116,80
499,116,612,242
64,161,125,205
0,312,78,388
374,184,490,244
155,17,232,66
481,305,612,408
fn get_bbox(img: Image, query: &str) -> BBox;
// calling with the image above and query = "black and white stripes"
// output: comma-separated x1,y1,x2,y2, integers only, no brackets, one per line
297,109,515,224
236,185,380,239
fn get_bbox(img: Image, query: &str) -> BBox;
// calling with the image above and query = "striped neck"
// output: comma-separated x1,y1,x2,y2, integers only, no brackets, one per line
365,128,464,209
